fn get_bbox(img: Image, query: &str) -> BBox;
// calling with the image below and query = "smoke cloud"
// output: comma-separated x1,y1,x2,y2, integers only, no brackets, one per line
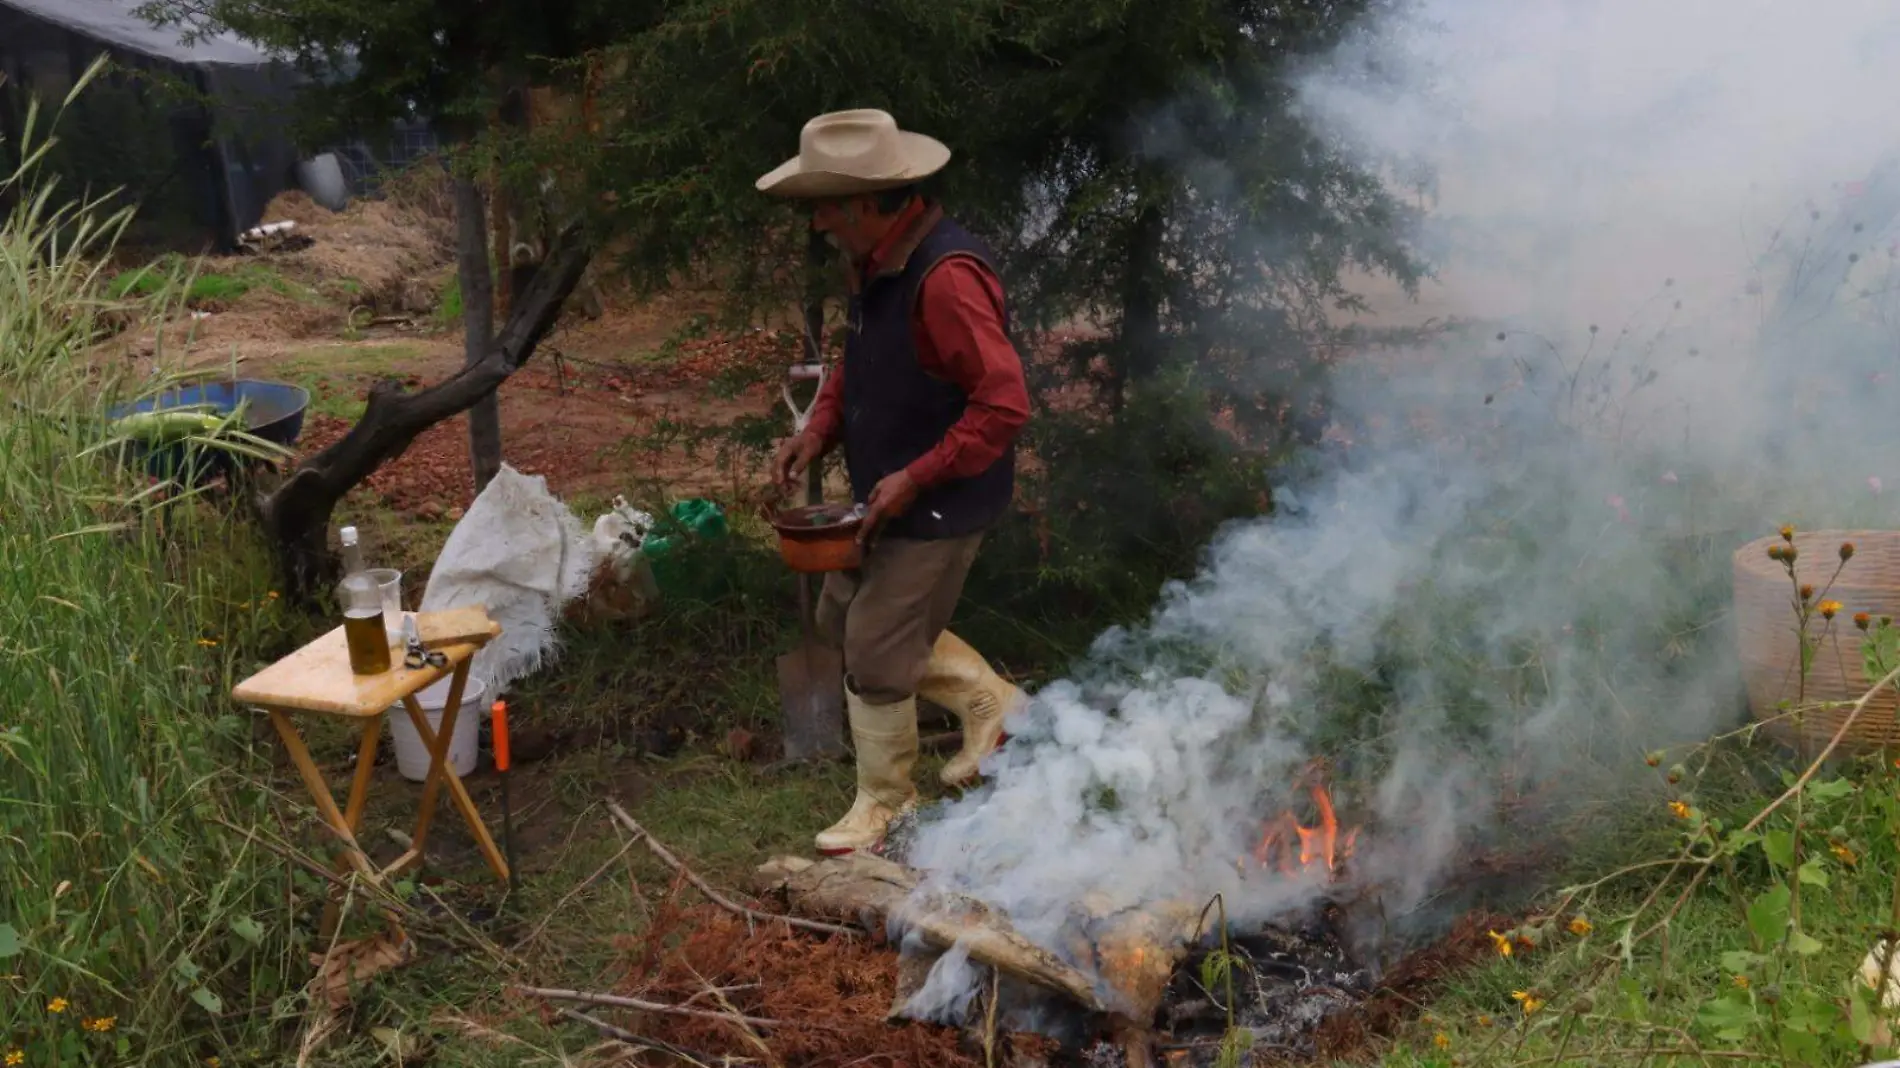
900,0,1900,1017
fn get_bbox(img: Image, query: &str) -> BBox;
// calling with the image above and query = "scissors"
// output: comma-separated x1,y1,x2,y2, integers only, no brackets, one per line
399,614,448,670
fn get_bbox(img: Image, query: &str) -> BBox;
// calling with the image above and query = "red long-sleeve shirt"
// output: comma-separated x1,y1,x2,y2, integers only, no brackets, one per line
803,202,1030,488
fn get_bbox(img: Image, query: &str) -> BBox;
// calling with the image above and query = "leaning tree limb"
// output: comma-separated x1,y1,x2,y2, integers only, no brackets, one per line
258,224,592,597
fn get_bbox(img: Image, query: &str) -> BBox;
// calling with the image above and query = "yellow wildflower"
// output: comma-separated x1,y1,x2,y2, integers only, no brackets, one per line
1511,990,1544,1014
1857,612,1873,631
1832,842,1858,865
6,1050,22,1067
268,591,280,600
1819,600,1843,620
1733,974,1750,989
206,1058,221,1068
1800,583,1815,601
196,638,219,648
1487,929,1513,957
82,1016,115,1032
1434,1032,1452,1049
1781,524,1795,542
1668,800,1691,820
1568,915,1593,936
47,996,69,1013
1476,1014,1494,1027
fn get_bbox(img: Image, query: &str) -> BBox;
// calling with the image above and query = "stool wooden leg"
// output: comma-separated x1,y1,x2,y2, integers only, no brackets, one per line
317,719,390,934
341,717,382,831
268,709,379,940
404,663,468,852
268,710,375,878
400,690,512,883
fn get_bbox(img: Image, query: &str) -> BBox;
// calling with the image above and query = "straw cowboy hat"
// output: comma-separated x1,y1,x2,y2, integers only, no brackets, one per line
756,109,951,198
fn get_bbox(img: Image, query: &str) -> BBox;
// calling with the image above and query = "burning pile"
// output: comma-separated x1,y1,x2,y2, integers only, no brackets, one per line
738,773,1380,1065
1251,779,1357,878
557,769,1547,1067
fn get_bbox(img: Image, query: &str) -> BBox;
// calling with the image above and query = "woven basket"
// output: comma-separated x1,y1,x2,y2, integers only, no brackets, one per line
1733,529,1900,751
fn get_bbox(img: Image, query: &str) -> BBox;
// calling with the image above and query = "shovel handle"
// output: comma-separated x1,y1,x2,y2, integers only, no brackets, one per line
491,700,511,772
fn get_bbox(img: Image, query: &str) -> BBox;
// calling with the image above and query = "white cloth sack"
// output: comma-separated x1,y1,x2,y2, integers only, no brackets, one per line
565,495,662,623
591,494,655,557
420,464,597,695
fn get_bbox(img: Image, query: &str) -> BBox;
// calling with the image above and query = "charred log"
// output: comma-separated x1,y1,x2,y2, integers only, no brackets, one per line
755,854,1109,1013
258,224,592,598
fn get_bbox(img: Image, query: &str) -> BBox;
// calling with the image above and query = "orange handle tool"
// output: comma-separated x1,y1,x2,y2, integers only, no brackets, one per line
491,700,511,772
491,699,518,892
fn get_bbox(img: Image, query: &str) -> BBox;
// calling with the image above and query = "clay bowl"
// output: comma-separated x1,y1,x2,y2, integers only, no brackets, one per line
769,503,864,573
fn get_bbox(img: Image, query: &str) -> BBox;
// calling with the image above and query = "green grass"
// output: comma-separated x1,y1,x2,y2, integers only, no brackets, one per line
106,254,314,309
278,342,427,378
299,378,369,422
1375,749,1900,1067
0,86,302,1067
274,344,433,425
435,270,463,327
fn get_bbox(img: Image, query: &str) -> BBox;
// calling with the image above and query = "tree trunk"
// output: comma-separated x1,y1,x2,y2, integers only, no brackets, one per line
259,226,591,598
1112,193,1166,415
456,176,503,497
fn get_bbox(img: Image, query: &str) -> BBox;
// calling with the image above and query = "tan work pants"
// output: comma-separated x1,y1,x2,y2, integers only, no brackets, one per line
814,533,983,704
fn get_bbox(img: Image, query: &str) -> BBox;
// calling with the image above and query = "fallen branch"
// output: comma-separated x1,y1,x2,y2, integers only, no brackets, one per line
514,985,780,1029
516,825,636,951
556,1007,641,1043
555,1007,734,1066
921,730,962,752
605,798,858,939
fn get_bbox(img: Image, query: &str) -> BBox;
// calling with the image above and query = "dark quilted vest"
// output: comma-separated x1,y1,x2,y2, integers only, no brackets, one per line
842,213,1016,540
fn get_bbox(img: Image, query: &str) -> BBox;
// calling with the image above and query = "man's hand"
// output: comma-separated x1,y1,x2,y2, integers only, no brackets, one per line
770,432,825,499
859,469,921,545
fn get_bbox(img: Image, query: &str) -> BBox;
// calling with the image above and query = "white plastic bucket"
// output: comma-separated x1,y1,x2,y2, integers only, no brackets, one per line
296,152,350,212
387,676,484,782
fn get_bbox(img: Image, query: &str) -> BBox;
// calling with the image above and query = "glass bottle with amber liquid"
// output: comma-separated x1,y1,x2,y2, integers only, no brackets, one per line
338,525,391,675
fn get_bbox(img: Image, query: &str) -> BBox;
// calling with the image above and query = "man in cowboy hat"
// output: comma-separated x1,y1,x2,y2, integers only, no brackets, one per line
762,109,1032,855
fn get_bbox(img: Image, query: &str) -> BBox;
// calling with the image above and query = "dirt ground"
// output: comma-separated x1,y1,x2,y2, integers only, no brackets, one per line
118,190,812,518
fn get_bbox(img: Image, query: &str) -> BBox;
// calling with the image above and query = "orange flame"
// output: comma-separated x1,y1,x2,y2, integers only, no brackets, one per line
1251,781,1358,878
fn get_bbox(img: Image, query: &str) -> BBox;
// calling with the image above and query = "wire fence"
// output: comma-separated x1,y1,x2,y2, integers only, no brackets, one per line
320,121,442,195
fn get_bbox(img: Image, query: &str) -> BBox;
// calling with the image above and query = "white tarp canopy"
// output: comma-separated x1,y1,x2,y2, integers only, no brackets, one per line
0,0,275,68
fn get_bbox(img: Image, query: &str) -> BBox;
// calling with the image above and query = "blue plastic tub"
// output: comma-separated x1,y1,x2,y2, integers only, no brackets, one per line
107,378,310,486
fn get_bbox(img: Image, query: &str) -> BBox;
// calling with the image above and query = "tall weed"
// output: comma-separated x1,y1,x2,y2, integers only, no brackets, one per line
0,64,294,1066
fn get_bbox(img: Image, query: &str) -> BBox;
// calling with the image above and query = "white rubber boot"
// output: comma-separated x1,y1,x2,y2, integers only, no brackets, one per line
814,687,919,856
919,631,1025,787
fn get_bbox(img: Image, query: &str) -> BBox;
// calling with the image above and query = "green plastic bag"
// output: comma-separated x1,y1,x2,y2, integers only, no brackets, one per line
672,497,727,539
641,499,726,593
